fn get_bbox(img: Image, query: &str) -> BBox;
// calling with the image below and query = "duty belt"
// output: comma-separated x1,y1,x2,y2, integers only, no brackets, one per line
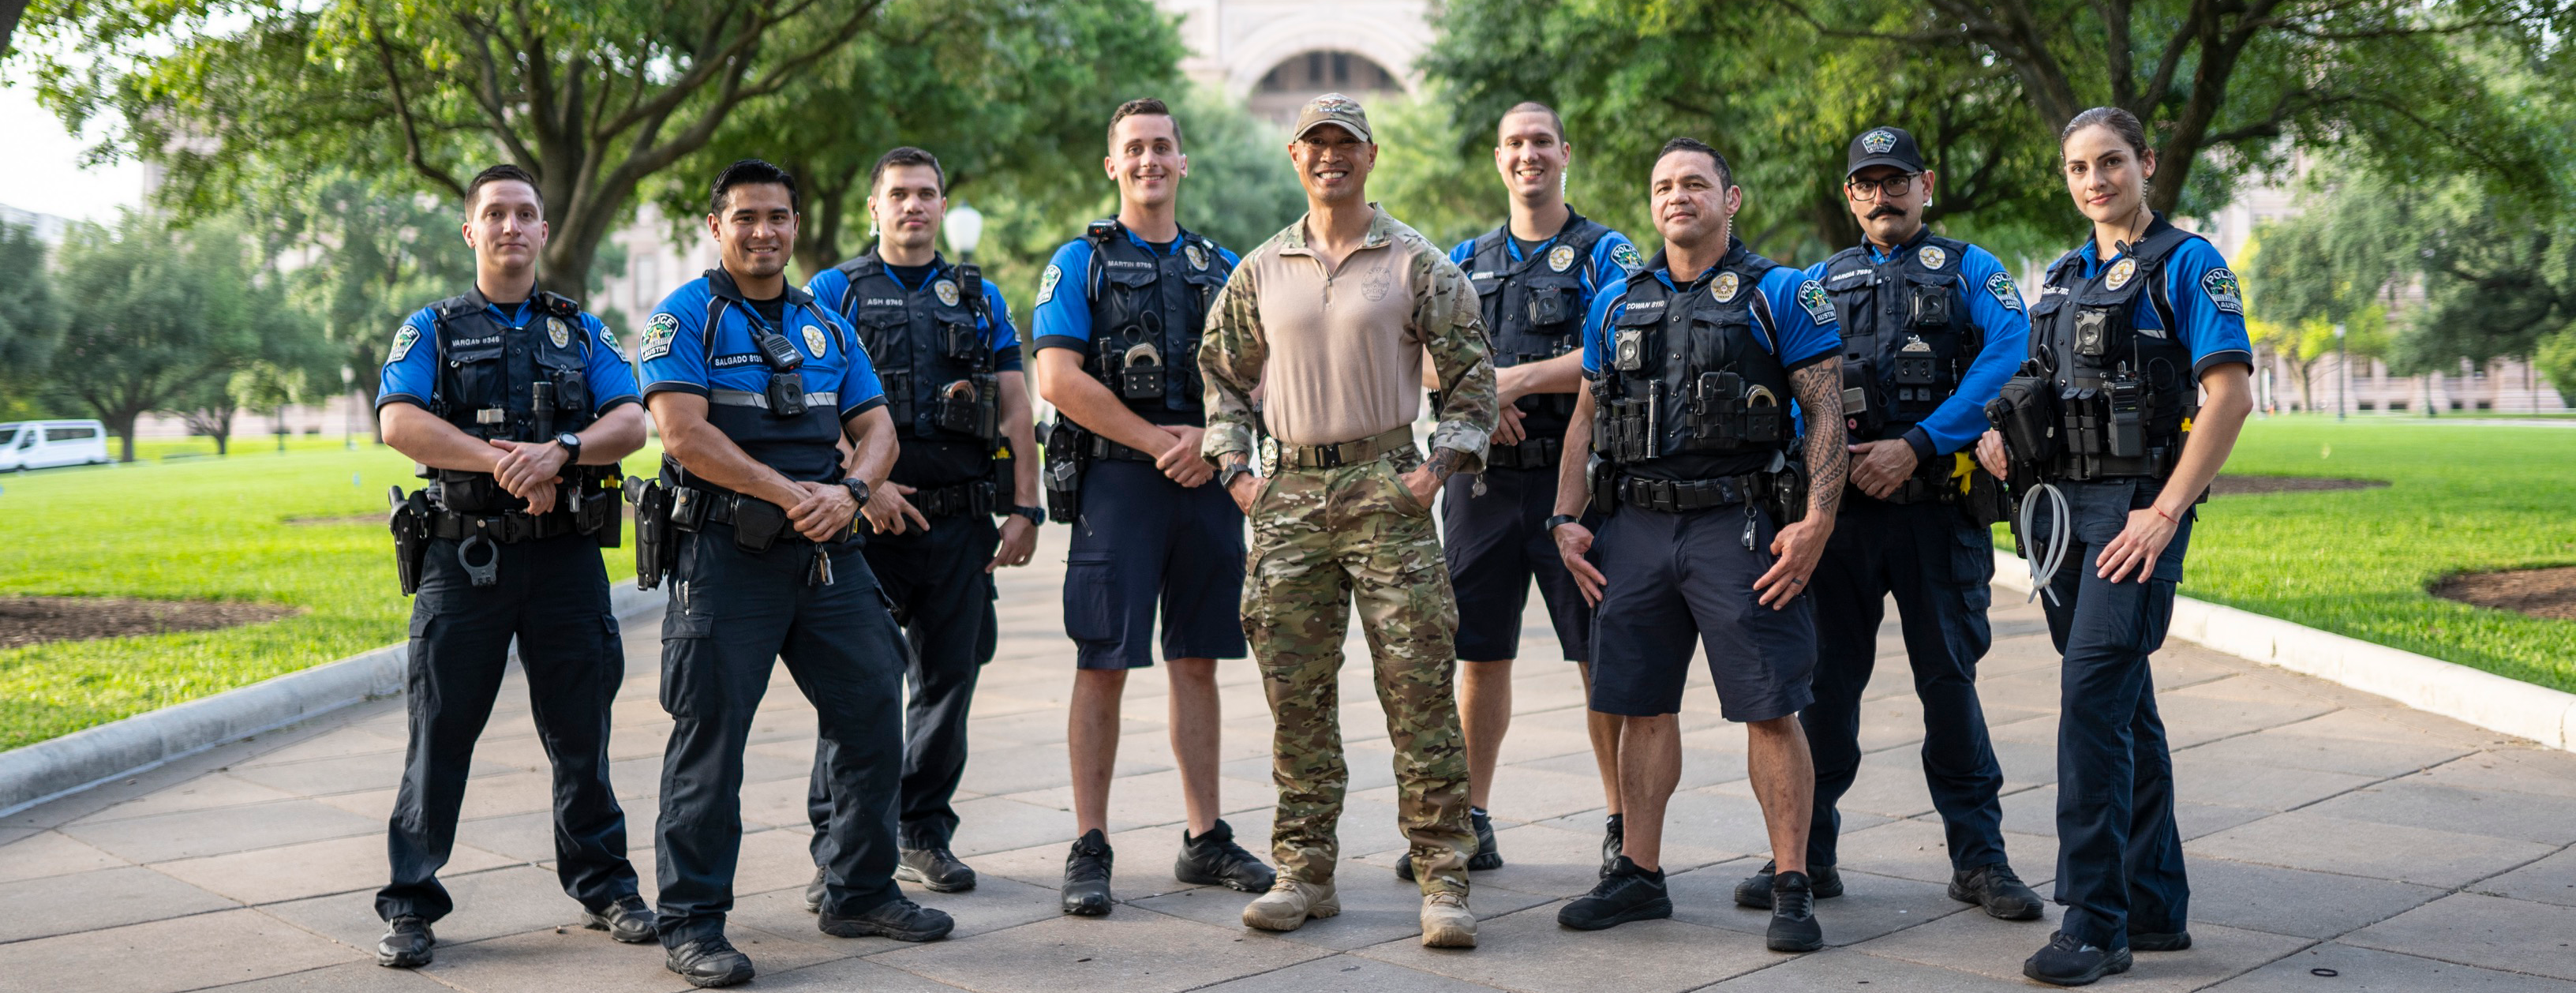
908,478,997,519
430,508,581,544
1616,474,1758,513
1486,437,1561,470
709,388,840,410
1087,435,1163,463
1269,425,1416,471
682,486,855,546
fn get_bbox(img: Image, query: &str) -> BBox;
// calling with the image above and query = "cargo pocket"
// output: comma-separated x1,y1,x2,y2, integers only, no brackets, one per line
1952,523,1996,612
1404,559,1459,639
1062,551,1118,643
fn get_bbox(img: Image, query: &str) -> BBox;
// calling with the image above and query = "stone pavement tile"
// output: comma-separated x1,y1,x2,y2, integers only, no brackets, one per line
154,832,515,905
1226,741,1398,794
975,707,1084,746
1424,823,1730,899
1702,947,2007,991
198,959,457,991
2189,811,2555,888
315,786,399,821
1668,858,1989,946
737,775,821,830
1637,787,1848,860
262,864,601,950
947,795,1096,858
2167,752,2379,811
2185,856,2444,939
0,864,237,942
1828,818,2058,889
1005,770,1279,830
0,830,129,882
0,907,362,993
2175,726,2477,778
228,748,509,798
2205,942,2576,992
61,800,384,864
2475,845,2576,908
2153,684,2340,750
234,725,410,766
2344,893,2576,981
1860,901,2308,990
2306,779,2576,846
2414,748,2576,800
1997,784,2270,841
1355,766,1606,826
2272,707,2508,748
1513,745,1745,793
1351,902,1780,993
1983,734,2059,786
751,955,991,992
66,773,301,825
728,873,1063,955
1191,953,1499,992
868,907,1329,993
1490,724,1600,766
1129,873,1550,950
422,921,831,993
1716,751,1935,819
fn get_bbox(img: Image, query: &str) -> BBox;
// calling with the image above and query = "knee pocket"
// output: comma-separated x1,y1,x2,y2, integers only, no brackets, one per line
1063,551,1118,643
1952,524,1996,610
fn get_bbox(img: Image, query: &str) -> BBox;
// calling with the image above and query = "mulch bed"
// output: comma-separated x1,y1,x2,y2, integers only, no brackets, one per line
0,597,303,650
2432,567,2576,622
2209,475,2391,495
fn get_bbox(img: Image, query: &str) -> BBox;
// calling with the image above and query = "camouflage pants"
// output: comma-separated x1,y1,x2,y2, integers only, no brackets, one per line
1241,452,1474,895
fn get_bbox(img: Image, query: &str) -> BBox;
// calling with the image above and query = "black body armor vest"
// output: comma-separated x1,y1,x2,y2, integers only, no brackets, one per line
680,271,852,488
833,251,998,488
421,288,605,513
1466,212,1612,441
2025,220,2201,480
1593,242,1796,482
1080,220,1231,426
1818,230,1980,441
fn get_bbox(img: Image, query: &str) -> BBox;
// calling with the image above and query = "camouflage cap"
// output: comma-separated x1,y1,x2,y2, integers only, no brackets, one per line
1290,92,1372,144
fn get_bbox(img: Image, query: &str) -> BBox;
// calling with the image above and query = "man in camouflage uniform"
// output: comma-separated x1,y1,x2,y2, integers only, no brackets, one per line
1200,92,1498,950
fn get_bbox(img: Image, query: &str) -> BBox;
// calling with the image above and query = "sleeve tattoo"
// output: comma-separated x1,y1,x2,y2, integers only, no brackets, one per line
1788,362,1847,519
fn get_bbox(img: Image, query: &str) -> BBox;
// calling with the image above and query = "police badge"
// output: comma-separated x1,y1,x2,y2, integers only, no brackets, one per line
802,324,829,358
1185,242,1208,270
934,279,960,307
2105,257,2139,291
547,317,570,348
1917,245,1948,270
1547,244,1577,272
1713,271,1742,302
1258,436,1282,477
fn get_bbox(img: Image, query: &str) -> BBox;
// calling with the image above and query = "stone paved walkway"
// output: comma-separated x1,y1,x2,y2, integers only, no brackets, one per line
7,554,2576,992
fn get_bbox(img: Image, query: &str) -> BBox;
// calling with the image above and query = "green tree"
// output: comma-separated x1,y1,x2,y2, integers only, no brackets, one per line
48,214,271,461
2536,329,2576,405
1370,91,1490,251
0,221,66,419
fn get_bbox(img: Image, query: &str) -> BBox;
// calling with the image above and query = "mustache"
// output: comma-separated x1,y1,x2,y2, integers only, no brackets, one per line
1869,206,1904,219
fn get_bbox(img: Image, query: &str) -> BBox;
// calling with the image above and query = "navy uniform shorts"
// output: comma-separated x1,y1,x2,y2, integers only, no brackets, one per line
1062,458,1248,669
1440,466,1596,663
1588,501,1817,722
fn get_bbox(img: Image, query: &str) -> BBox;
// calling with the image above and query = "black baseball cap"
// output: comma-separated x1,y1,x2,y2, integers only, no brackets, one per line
1846,126,1925,177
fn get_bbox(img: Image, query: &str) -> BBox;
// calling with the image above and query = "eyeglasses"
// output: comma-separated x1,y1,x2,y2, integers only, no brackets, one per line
1845,173,1920,201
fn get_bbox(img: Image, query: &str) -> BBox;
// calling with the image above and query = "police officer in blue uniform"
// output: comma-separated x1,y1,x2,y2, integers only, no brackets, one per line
635,159,953,988
1731,126,2044,920
1548,139,1850,953
1977,108,2254,985
1031,98,1275,915
373,164,655,968
796,146,1043,901
1432,101,1642,880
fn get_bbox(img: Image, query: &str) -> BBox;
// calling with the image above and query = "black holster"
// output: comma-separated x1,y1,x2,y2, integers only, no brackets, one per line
1585,452,1618,515
1043,418,1088,522
389,486,432,595
1763,452,1810,526
626,477,676,590
567,467,624,548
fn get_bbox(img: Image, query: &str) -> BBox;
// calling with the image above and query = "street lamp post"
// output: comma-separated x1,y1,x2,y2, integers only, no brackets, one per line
945,202,984,265
2334,323,2347,421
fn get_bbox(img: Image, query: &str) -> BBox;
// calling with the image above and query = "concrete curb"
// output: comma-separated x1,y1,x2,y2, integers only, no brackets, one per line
0,581,661,817
1990,549,2576,751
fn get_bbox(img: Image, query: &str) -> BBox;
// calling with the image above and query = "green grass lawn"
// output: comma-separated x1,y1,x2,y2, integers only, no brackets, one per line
0,445,641,749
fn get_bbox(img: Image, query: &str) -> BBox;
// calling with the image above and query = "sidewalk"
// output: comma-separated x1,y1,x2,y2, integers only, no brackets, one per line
6,553,2574,992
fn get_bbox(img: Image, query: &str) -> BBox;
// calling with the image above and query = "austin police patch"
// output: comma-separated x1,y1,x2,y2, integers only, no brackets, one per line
1547,244,1577,272
1986,271,2025,313
546,317,570,348
2105,257,2140,291
1037,264,1061,305
2201,267,2245,315
1795,279,1837,324
802,324,829,358
1863,129,1897,154
1713,271,1743,302
599,323,623,358
1917,245,1948,270
1610,241,1644,274
934,279,960,307
1185,242,1208,270
640,313,678,362
388,324,420,362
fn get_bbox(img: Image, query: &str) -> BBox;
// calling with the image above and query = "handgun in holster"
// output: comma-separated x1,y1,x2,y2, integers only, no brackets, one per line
1983,362,2057,550
1763,450,1809,526
1839,358,1883,437
1585,452,1618,515
569,467,623,548
1042,418,1088,523
625,477,676,590
389,486,432,595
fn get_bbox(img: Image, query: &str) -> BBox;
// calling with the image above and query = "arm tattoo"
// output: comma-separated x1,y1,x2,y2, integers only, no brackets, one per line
1425,446,1466,482
1788,362,1848,519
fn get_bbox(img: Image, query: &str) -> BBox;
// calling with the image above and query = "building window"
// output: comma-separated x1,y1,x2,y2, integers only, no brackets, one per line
2477,400,2493,410
2357,402,2376,410
2388,400,2408,410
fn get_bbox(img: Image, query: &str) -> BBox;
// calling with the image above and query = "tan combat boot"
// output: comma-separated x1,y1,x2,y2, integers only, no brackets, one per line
1241,877,1339,932
1421,890,1477,947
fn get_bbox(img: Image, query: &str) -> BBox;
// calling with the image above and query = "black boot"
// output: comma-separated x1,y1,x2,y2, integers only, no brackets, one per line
1400,808,1500,881
375,916,434,968
1556,856,1672,930
665,935,755,988
2024,931,2132,986
582,894,659,944
818,895,953,942
1174,819,1275,893
896,846,978,893
2130,929,2193,951
1599,813,1623,879
1735,860,1844,909
1950,863,2044,920
1061,829,1114,916
1765,871,1825,953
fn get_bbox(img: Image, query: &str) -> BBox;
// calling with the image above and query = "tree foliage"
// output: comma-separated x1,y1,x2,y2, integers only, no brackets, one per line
0,222,66,419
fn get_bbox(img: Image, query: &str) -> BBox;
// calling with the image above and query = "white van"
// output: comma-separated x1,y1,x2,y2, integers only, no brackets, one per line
0,420,113,471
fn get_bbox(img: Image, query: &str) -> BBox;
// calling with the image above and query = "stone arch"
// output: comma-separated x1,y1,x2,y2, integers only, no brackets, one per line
1220,21,1426,105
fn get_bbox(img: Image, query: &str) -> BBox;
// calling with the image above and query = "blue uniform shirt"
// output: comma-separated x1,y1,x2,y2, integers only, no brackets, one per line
1581,252,1843,378
804,260,1024,373
1805,239,2031,458
1446,224,1642,313
1029,230,1241,353
376,292,640,416
2056,232,2255,380
637,270,886,419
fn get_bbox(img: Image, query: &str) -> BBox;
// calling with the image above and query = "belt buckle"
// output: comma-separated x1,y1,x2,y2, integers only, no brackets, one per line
1649,480,1676,509
1316,443,1344,469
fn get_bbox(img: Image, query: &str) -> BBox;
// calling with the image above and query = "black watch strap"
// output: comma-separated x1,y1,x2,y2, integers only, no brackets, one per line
555,432,582,462
1544,514,1582,534
842,478,871,506
1012,504,1046,526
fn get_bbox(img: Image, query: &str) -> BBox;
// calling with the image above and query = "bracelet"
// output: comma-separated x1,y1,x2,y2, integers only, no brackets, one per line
2152,505,2177,524
1543,514,1582,534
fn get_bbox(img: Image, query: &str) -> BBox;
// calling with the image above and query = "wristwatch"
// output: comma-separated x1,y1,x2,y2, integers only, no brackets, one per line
1215,461,1255,491
841,478,871,507
553,431,582,463
1011,504,1046,527
1543,514,1582,534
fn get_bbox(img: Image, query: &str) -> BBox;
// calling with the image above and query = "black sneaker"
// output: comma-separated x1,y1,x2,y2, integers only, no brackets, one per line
1765,871,1825,952
896,846,978,893
1174,819,1276,893
2130,929,2192,952
1599,814,1623,878
582,894,658,943
1061,828,1114,916
1949,863,2044,920
818,895,953,942
375,915,434,968
803,865,826,913
1556,856,1672,930
1734,860,1844,909
1467,808,1503,871
665,935,755,988
2024,931,2132,986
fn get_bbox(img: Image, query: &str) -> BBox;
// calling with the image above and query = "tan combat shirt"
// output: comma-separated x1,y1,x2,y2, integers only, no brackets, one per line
1199,203,1496,472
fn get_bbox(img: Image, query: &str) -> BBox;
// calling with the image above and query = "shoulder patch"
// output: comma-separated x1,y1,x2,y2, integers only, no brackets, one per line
1036,264,1061,305
1608,241,1644,275
1794,279,1837,324
640,312,679,362
1985,271,2025,313
388,324,420,363
2200,267,2244,315
601,322,622,354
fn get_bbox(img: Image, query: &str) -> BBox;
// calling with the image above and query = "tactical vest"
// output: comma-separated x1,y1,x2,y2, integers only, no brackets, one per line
1593,245,1795,482
833,251,998,488
1818,231,1980,441
420,290,603,512
1466,212,1612,438
683,274,852,486
1081,220,1231,425
2026,221,2201,480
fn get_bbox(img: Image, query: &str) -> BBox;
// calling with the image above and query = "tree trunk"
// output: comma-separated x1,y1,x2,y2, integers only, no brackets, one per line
107,410,139,463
